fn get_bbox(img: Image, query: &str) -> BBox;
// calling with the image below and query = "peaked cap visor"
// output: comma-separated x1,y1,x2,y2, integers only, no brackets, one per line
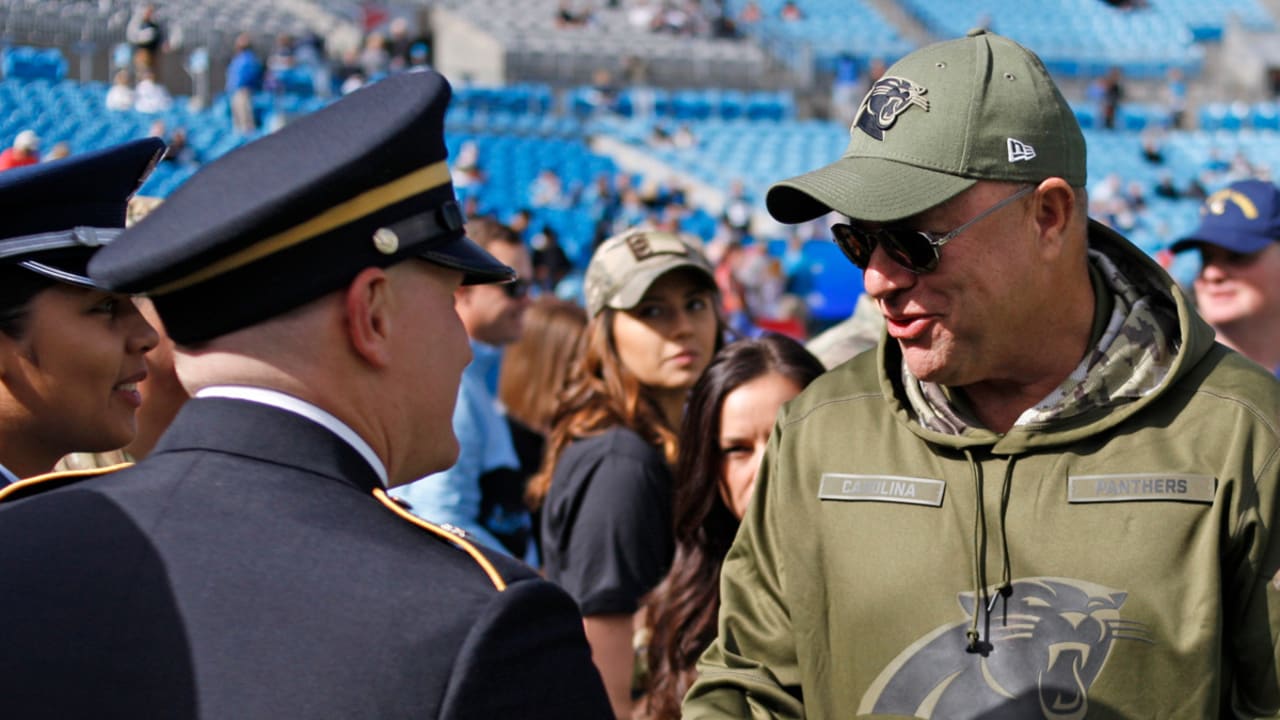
766,156,978,224
422,234,516,285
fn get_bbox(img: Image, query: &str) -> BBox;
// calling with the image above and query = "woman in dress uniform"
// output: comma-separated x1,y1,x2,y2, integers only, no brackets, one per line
0,139,163,484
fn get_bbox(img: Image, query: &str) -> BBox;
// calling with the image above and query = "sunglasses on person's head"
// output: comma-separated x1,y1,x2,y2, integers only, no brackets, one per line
830,185,1036,274
501,278,532,299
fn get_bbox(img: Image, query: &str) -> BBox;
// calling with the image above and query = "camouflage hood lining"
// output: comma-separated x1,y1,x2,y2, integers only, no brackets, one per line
899,221,1194,442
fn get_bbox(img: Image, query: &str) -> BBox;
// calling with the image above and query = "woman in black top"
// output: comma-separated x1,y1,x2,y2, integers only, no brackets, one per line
529,227,724,718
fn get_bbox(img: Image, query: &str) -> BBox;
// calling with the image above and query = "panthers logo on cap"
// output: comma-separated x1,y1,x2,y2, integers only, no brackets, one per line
853,76,929,141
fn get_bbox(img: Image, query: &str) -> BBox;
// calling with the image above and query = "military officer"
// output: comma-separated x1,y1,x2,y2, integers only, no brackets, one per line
0,139,162,485
0,71,611,719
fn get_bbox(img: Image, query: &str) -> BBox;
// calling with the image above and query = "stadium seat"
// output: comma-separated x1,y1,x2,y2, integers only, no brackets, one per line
2,46,68,82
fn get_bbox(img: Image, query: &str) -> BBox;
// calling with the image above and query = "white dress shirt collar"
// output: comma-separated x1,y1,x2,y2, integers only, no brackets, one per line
195,385,389,487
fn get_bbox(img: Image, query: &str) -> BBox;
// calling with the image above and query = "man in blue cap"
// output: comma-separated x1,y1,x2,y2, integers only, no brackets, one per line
0,138,162,486
0,71,611,718
1172,178,1280,377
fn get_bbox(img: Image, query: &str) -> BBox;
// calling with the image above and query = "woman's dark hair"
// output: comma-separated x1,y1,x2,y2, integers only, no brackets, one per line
640,334,825,719
0,265,55,338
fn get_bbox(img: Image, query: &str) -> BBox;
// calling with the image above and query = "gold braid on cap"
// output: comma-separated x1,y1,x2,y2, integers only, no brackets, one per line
150,161,452,295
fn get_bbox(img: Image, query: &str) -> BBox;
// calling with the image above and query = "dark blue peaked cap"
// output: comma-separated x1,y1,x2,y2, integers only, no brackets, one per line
0,137,164,288
89,70,515,345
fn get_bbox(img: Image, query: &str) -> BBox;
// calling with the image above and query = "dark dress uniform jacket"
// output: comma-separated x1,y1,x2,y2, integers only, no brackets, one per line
0,397,611,719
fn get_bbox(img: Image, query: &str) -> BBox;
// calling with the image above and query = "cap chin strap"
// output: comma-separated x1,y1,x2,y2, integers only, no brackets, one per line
15,260,96,288
387,200,466,250
0,226,121,261
149,159,453,295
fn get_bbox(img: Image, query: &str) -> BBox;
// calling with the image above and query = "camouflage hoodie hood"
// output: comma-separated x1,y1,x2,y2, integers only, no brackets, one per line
885,220,1213,450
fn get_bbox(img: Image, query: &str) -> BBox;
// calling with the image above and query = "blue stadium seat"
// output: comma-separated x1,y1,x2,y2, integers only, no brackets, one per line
1252,103,1280,131
2,47,68,82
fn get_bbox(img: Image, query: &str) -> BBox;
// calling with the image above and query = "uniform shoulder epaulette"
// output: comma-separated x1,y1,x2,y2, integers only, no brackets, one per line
372,488,509,591
0,462,133,504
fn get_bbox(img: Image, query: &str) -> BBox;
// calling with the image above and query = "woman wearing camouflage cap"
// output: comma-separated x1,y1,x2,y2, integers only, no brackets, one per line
528,227,725,718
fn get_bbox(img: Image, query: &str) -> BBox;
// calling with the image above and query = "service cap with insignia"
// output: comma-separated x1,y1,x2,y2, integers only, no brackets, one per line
0,137,164,289
583,227,715,318
88,70,515,345
766,29,1085,224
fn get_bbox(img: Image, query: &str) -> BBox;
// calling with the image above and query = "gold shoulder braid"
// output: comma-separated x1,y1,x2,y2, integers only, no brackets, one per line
0,462,133,503
372,488,508,591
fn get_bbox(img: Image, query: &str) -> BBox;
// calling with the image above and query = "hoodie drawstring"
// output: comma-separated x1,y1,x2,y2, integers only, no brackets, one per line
997,458,1015,599
964,450,1016,654
964,449,985,652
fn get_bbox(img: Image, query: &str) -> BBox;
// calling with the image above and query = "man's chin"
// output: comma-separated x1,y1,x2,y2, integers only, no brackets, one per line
900,347,958,386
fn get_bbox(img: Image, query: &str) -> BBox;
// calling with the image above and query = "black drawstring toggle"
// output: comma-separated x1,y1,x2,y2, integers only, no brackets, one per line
986,582,1013,614
965,629,993,656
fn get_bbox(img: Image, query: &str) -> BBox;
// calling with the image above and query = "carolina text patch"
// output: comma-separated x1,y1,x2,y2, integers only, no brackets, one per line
819,474,945,507
1068,473,1216,504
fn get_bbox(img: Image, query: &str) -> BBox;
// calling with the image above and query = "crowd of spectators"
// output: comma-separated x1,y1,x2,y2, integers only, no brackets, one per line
7,17,1280,718
8,4,1274,342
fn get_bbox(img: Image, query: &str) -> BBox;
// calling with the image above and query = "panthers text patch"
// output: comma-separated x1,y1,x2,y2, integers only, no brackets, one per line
1068,474,1216,504
819,474,945,507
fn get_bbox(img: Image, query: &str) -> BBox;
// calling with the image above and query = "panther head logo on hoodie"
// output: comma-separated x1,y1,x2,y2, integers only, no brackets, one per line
860,577,1152,719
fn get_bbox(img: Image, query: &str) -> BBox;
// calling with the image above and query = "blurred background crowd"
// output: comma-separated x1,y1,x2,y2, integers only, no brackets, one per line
5,1,1280,716
4,0,1280,340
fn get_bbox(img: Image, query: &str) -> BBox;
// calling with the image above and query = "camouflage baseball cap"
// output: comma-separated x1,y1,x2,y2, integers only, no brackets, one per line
584,227,715,317
767,29,1085,224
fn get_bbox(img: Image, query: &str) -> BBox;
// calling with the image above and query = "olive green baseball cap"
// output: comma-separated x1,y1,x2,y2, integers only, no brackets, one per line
584,227,715,317
767,29,1086,224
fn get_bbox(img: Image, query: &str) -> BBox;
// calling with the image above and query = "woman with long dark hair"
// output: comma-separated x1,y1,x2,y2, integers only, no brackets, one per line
638,334,824,719
529,227,725,719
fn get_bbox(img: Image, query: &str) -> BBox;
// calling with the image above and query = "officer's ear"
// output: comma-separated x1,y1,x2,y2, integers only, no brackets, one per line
343,266,394,369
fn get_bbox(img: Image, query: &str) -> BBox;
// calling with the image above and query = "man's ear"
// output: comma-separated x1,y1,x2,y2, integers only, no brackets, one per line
344,266,394,369
452,284,472,310
1033,177,1078,262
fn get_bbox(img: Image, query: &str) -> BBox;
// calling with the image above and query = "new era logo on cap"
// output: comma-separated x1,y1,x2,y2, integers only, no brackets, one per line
1007,138,1036,162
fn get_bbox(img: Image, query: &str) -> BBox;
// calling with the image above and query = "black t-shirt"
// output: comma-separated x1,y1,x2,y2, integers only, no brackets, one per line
540,426,673,616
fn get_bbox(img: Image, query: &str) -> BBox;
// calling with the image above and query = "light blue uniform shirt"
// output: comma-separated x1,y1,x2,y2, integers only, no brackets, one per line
391,340,534,564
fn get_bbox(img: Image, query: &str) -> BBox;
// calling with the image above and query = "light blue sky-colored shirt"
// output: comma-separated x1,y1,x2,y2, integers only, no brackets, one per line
391,340,533,564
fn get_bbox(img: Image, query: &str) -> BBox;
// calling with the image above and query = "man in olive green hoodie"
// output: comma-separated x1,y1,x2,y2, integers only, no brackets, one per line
685,29,1280,719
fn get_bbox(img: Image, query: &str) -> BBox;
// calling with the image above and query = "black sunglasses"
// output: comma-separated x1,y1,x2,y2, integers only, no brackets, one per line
502,278,532,299
830,185,1035,274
